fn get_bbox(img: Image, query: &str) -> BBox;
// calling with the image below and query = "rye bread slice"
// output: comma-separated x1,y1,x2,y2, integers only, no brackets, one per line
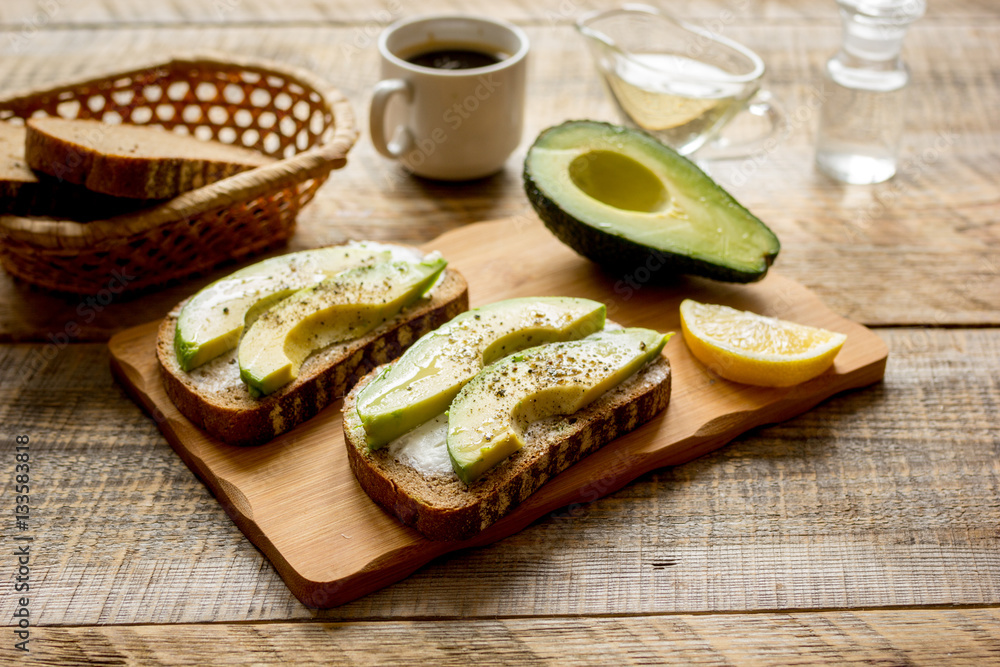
343,352,671,541
26,117,274,199
0,120,152,219
1,121,40,201
157,267,468,446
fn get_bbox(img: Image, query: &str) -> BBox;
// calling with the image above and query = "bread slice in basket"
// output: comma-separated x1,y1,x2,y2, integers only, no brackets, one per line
0,120,151,218
26,117,274,199
343,343,671,541
157,255,468,446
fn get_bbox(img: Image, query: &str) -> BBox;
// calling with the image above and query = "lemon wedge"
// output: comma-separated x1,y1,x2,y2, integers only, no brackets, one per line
679,299,847,387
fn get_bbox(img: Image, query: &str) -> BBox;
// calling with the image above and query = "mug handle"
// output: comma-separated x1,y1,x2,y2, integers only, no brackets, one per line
369,78,414,159
697,90,788,161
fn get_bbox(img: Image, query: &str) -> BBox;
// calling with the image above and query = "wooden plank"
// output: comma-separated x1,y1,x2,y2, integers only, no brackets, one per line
1,23,998,340
15,609,1000,665
0,0,995,660
0,327,997,623
107,216,889,608
1,0,995,27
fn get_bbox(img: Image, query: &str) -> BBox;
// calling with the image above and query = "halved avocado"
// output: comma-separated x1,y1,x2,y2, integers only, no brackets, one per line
523,120,780,283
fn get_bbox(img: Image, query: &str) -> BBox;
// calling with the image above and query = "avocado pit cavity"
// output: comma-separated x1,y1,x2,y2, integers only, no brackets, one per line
568,149,669,213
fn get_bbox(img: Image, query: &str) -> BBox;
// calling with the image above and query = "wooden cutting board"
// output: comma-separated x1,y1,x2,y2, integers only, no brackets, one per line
108,216,888,608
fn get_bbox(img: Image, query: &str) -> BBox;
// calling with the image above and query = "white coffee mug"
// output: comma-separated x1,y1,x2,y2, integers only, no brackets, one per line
370,15,529,181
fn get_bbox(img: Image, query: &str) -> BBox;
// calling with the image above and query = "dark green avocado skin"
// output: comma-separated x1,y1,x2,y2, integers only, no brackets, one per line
522,120,780,284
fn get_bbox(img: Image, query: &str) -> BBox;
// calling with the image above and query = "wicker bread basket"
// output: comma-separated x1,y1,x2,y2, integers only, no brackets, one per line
0,52,358,294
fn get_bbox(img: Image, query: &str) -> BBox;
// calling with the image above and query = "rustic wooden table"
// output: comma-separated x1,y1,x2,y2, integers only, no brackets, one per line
2,0,998,664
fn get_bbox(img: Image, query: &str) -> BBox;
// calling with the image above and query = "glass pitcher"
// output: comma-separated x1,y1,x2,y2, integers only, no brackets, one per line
577,4,785,157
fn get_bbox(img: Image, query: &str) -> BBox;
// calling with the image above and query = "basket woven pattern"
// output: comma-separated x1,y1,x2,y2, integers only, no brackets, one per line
0,53,357,294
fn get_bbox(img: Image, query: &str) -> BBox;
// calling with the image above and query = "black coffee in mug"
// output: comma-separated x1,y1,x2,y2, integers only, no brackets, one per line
403,42,507,70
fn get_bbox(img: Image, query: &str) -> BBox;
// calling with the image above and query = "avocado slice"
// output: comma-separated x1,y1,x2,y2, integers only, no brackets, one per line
175,243,423,371
447,328,669,485
355,296,607,450
237,259,446,397
523,120,780,283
